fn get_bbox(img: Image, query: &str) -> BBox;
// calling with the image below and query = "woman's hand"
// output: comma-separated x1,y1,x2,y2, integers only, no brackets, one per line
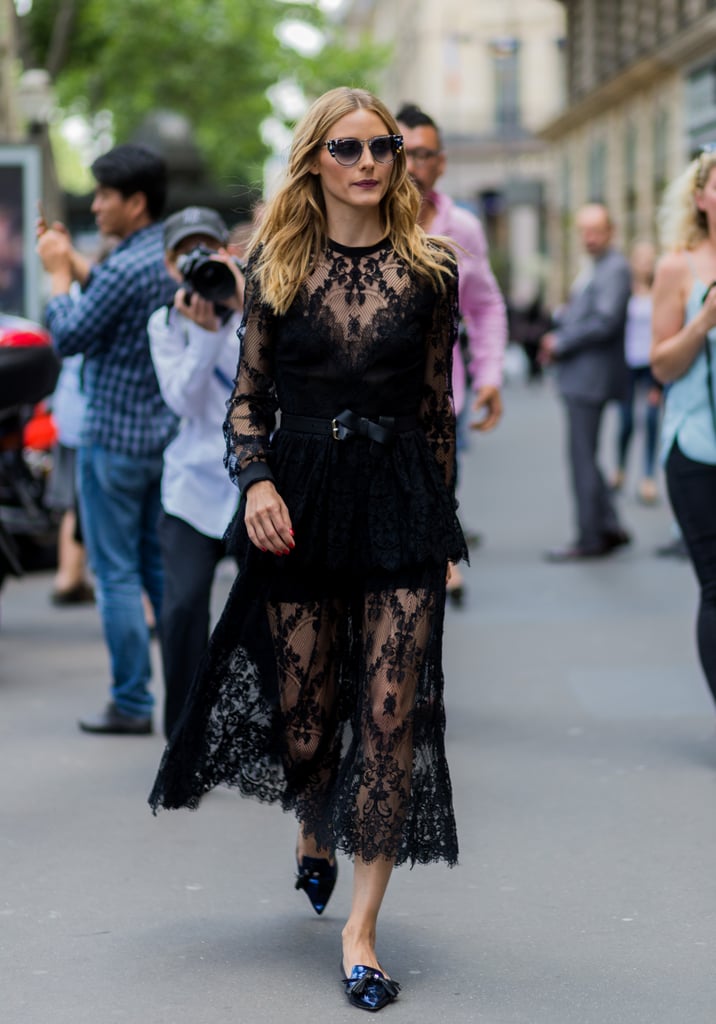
245,480,295,555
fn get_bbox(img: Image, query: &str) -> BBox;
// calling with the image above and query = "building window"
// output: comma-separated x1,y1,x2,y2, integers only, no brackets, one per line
686,59,716,152
587,137,607,203
490,37,521,134
624,120,638,244
555,37,568,110
653,106,670,213
560,153,572,298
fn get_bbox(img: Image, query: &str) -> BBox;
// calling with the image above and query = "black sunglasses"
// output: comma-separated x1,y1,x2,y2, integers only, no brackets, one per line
324,134,404,167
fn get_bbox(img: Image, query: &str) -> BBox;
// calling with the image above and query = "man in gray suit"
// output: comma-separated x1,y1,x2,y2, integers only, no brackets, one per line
540,204,632,561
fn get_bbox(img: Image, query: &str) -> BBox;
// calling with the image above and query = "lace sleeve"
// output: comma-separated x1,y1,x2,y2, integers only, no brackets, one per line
419,266,460,497
223,260,279,491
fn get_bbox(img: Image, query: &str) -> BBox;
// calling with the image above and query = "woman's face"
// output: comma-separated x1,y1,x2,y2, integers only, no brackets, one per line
310,108,395,218
695,164,716,226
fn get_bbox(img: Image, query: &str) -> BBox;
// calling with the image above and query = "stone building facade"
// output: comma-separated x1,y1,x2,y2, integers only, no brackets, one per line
543,0,716,303
341,0,566,305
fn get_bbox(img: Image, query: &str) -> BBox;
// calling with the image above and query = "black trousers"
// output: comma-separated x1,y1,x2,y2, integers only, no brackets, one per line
665,440,716,706
157,512,230,738
564,396,621,548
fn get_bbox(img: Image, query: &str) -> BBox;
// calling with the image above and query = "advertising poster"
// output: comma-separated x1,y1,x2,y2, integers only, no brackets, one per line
0,145,42,321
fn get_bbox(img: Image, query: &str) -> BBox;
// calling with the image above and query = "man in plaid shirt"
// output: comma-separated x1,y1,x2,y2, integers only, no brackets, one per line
37,144,177,734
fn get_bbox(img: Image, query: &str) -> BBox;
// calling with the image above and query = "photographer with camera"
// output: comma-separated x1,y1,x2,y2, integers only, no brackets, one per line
148,206,244,738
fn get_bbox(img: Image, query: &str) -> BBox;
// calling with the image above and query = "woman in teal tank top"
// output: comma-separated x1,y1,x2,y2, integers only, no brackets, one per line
652,146,716,707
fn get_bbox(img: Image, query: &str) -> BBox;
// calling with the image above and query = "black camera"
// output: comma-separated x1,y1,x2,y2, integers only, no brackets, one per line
176,245,242,306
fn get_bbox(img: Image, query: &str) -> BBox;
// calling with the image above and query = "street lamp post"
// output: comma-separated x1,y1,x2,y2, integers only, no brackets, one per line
16,67,63,224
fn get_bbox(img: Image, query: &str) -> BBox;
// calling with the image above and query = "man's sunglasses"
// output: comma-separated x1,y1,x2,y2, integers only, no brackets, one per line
323,134,404,167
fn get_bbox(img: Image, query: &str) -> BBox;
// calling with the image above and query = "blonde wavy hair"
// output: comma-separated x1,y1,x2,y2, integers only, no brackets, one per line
248,86,455,315
658,149,716,251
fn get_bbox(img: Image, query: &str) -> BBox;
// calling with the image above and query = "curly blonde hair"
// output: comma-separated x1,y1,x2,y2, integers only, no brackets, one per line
658,149,716,251
248,87,455,314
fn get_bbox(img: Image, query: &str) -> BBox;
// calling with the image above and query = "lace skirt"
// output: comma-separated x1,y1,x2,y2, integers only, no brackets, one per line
149,430,462,867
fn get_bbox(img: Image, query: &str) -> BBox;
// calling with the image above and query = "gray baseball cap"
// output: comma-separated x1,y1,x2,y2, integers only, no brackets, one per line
163,206,229,251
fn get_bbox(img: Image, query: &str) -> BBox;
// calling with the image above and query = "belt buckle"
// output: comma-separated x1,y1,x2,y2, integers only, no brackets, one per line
331,417,341,440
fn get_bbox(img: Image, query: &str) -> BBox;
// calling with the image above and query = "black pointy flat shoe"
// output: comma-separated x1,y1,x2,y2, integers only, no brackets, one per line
341,963,401,1012
294,855,337,915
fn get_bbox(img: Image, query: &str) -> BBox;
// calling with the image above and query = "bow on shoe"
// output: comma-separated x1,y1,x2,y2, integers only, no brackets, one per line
343,965,401,1012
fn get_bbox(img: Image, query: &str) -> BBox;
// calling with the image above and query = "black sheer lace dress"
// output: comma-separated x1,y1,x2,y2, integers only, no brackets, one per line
149,237,467,867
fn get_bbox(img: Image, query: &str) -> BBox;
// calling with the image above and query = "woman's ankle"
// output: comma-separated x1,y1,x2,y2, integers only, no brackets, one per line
341,924,379,972
296,828,333,862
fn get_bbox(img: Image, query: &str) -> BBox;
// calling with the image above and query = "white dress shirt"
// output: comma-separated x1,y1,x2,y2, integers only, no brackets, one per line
148,305,241,538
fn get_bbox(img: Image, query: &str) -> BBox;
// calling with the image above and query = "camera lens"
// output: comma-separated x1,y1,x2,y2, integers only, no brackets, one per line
178,246,237,304
190,260,236,303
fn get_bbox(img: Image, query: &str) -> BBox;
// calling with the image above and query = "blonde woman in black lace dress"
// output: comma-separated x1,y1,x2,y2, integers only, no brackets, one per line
150,86,466,1013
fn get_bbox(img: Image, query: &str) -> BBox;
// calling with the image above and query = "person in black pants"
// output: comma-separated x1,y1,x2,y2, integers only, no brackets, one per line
651,146,716,708
539,204,632,561
664,443,716,702
148,207,244,737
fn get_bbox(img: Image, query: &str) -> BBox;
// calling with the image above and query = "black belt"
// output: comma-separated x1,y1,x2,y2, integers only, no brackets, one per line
281,409,419,446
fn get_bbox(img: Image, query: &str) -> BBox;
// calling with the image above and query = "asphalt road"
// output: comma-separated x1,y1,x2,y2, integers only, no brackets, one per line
2,366,715,1024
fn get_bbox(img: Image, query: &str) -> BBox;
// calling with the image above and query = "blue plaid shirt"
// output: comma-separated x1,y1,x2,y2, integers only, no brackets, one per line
46,223,178,457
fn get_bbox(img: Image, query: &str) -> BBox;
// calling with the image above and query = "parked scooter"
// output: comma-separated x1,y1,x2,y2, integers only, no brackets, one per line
0,314,61,597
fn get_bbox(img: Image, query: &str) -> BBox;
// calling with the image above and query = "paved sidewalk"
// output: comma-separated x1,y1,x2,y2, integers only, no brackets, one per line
2,373,715,1023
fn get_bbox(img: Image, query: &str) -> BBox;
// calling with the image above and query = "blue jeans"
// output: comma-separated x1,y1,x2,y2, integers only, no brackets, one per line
77,445,164,717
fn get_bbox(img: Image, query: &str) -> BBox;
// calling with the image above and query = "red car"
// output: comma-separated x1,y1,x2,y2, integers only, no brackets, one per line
0,313,61,584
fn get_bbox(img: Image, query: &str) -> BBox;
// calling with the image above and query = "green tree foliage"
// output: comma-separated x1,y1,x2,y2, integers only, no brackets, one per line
16,0,388,188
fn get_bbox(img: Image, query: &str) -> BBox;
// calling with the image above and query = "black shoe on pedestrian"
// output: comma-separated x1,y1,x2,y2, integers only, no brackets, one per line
50,581,95,606
78,702,153,735
654,537,688,559
544,541,611,563
602,528,632,552
463,529,483,550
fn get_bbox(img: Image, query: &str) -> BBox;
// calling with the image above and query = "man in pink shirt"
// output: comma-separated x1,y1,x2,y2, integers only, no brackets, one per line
396,104,508,601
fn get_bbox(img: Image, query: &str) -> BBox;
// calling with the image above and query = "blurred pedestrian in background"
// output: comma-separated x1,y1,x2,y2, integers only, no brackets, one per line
44,352,94,606
37,144,177,735
148,207,244,739
651,145,716,709
395,102,507,603
507,293,552,383
43,233,120,607
611,241,662,505
151,86,465,1014
540,203,632,562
